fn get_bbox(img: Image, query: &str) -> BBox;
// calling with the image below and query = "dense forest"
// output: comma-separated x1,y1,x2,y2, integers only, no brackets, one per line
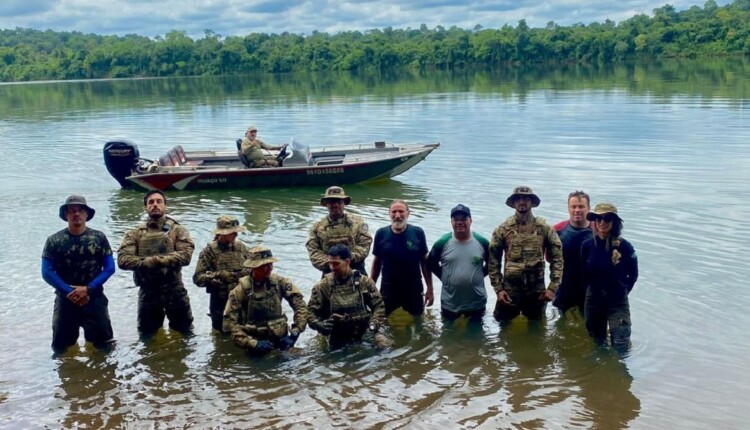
1,1,749,82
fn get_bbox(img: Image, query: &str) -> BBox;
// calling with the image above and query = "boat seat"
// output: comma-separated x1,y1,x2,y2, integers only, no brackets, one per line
173,145,202,166
237,138,252,168
174,145,187,163
158,155,172,166
167,149,180,166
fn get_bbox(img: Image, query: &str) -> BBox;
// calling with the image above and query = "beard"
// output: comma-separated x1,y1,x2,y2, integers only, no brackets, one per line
391,220,407,231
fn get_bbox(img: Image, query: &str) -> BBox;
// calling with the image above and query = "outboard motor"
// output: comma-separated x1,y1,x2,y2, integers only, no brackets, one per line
103,141,140,188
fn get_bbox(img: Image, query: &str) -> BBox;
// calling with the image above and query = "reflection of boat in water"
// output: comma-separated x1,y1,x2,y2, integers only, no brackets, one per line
103,138,439,191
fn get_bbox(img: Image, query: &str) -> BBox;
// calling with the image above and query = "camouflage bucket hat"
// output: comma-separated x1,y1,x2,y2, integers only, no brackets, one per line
213,215,247,235
59,195,95,221
586,202,622,222
320,186,352,206
243,245,279,268
505,185,541,208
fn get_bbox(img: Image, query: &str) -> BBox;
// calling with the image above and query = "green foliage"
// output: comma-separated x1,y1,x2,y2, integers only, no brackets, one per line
1,1,749,82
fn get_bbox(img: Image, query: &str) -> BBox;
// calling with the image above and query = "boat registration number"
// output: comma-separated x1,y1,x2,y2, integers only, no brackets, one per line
307,167,344,175
197,178,228,183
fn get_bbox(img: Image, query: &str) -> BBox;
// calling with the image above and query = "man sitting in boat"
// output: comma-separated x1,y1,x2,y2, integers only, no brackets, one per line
240,126,285,168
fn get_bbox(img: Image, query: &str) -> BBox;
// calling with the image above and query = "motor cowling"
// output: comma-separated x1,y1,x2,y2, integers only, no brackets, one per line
103,141,140,188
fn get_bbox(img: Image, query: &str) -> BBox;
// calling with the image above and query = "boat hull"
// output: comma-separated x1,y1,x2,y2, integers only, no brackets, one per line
122,144,438,191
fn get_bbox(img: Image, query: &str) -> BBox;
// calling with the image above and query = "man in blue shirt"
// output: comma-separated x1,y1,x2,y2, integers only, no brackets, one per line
42,195,115,353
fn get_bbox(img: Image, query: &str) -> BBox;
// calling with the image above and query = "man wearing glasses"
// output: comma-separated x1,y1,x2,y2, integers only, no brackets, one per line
306,186,372,276
489,186,563,323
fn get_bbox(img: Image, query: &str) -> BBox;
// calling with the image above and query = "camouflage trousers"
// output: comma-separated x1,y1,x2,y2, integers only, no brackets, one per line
328,323,368,350
251,157,279,168
208,289,229,332
52,293,114,352
138,282,194,335
584,293,631,350
493,281,547,322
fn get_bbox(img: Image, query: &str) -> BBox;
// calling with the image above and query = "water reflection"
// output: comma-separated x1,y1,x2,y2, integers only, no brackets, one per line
2,58,748,121
106,180,435,238
121,332,193,423
551,314,641,429
55,351,121,428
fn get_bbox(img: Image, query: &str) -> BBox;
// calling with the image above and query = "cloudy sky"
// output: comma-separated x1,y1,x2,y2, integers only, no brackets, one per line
0,0,731,39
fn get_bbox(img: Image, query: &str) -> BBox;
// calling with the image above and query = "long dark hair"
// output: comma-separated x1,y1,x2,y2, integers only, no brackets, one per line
597,218,624,251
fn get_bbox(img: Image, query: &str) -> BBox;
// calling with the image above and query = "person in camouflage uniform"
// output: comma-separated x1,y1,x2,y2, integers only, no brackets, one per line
306,186,372,276
193,215,251,332
117,190,195,336
307,244,389,349
42,195,115,353
223,246,308,354
240,125,284,168
489,186,563,322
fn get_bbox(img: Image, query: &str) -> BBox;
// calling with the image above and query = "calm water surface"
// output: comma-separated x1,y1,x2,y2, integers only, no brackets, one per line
1,61,749,429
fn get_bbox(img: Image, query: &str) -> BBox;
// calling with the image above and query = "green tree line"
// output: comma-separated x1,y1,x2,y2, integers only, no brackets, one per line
1,1,749,82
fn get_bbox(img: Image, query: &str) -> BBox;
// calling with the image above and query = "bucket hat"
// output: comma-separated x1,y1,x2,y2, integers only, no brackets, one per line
243,245,279,268
505,185,541,208
586,202,622,222
213,215,247,235
246,125,258,133
59,195,95,221
320,186,352,206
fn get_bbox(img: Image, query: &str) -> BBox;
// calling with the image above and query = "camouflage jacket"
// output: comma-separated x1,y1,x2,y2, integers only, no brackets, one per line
488,214,563,293
307,271,385,329
193,240,251,292
42,227,113,295
117,216,194,287
223,273,308,349
240,137,281,161
306,213,372,271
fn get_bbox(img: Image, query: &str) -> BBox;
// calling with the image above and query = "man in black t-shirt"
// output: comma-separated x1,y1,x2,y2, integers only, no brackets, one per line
370,199,433,316
553,190,596,313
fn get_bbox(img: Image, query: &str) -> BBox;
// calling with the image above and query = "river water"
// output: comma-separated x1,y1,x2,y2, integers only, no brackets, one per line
1,60,749,429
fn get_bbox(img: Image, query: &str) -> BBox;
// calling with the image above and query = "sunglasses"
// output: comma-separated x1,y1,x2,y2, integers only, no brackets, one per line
594,214,617,223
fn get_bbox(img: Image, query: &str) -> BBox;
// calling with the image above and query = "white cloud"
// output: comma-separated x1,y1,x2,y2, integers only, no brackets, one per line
0,0,734,38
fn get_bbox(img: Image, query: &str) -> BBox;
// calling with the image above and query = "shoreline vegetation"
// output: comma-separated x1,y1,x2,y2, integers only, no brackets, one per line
1,1,749,83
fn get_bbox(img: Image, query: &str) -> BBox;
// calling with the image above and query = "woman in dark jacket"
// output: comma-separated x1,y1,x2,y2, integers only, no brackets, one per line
581,203,638,350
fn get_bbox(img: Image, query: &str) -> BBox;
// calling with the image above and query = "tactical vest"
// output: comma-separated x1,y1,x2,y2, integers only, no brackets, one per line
503,220,546,289
321,216,357,250
134,217,179,286
329,271,370,321
137,218,178,257
210,241,246,272
238,277,288,338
